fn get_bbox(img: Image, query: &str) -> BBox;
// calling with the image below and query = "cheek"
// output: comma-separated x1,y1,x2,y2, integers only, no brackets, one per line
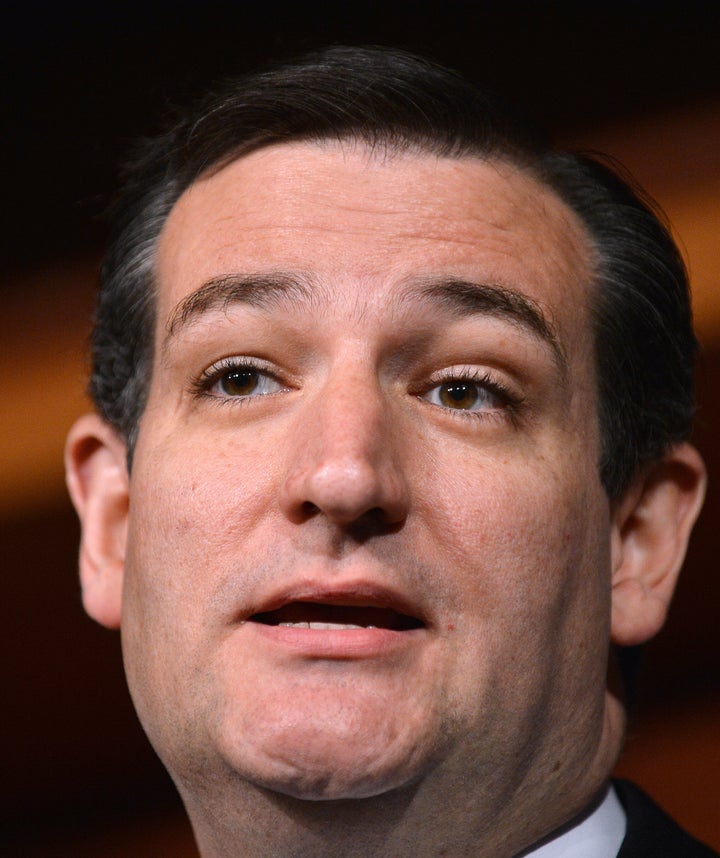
421,453,612,738
128,431,278,571
121,435,279,685
422,449,611,640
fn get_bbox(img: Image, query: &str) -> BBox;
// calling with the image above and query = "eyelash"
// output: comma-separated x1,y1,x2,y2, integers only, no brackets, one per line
191,358,524,422
191,357,286,404
420,368,524,421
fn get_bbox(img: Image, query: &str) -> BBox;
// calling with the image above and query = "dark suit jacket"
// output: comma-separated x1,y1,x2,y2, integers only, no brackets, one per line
615,780,718,857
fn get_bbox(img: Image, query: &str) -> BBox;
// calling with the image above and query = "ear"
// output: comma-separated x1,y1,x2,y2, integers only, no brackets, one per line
610,442,706,646
65,414,130,629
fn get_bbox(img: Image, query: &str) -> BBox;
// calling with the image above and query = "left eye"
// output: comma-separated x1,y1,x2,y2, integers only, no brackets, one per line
210,366,284,398
424,379,501,411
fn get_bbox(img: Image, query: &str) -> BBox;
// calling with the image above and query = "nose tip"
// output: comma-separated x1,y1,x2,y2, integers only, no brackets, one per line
287,457,408,527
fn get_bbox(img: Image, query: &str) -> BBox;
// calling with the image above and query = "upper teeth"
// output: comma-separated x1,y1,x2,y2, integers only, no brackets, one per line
278,622,374,630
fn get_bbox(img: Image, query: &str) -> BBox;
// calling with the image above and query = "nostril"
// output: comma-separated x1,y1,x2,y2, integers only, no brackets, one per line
364,506,391,525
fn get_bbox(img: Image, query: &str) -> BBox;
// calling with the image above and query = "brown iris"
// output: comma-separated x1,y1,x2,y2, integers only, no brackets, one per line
438,381,481,410
220,369,260,397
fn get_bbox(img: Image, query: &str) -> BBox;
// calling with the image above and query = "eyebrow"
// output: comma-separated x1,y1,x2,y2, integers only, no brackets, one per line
416,278,567,373
163,272,315,351
162,271,566,373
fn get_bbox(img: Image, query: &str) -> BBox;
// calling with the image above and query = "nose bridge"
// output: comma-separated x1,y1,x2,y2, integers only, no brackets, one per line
281,361,408,525
317,365,386,460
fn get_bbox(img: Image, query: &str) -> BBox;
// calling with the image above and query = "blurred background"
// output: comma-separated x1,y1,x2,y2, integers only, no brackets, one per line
2,2,719,854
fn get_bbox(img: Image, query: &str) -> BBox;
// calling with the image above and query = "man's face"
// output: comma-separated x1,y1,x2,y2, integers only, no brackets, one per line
122,142,616,813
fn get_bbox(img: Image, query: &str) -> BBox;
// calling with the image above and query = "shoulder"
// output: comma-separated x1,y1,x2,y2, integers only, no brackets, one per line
615,779,718,858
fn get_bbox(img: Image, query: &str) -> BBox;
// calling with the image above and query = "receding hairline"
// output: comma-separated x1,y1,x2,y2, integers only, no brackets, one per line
155,134,597,292
197,130,524,184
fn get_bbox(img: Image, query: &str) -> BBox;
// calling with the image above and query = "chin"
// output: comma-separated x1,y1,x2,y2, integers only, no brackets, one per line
216,715,434,802
204,670,442,800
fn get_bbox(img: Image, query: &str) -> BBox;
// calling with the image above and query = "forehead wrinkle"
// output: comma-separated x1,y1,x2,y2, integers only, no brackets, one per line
410,278,569,378
162,271,320,352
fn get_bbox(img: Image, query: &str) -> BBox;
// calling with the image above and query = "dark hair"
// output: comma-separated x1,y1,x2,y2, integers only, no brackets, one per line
91,45,696,499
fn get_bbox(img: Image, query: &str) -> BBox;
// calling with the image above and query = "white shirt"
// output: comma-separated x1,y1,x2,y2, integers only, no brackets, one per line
523,786,627,858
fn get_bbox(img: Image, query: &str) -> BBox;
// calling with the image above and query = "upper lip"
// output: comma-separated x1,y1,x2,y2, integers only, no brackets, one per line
242,579,428,629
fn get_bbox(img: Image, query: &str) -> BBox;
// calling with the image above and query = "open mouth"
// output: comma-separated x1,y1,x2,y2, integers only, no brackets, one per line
250,602,424,631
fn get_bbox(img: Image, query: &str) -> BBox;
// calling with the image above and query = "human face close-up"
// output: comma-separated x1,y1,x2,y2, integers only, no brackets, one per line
117,141,620,828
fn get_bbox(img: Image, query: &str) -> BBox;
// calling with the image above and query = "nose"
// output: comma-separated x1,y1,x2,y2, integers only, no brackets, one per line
280,372,410,529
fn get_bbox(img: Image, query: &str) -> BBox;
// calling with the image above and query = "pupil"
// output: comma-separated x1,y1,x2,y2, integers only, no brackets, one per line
440,382,477,409
222,369,258,396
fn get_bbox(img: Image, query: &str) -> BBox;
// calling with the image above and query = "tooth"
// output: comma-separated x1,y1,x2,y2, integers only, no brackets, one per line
276,621,370,630
308,622,364,630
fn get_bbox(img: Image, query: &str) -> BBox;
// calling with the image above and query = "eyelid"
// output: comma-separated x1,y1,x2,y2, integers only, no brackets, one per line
426,365,522,398
190,357,523,416
418,365,525,415
191,355,289,400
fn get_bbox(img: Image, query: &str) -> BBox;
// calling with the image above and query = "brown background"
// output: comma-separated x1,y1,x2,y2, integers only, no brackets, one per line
2,2,719,854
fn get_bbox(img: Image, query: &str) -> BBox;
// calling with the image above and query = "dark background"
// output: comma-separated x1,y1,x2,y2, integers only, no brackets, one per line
3,2,719,854
5,0,720,276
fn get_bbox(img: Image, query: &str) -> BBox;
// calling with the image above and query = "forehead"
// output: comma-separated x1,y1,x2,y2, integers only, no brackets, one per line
156,142,594,347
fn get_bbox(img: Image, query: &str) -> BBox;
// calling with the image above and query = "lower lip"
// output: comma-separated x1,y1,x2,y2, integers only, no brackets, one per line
245,622,424,658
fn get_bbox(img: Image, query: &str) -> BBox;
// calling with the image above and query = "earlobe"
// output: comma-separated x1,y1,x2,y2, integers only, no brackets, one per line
65,414,130,630
610,443,706,647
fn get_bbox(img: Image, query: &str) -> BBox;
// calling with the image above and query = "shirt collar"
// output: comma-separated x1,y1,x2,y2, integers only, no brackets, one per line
521,785,627,858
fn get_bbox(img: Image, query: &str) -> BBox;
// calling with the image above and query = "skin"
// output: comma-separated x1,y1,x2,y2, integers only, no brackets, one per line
66,142,706,856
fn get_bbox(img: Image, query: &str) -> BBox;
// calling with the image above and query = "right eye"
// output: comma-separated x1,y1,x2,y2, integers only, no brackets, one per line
196,359,286,401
